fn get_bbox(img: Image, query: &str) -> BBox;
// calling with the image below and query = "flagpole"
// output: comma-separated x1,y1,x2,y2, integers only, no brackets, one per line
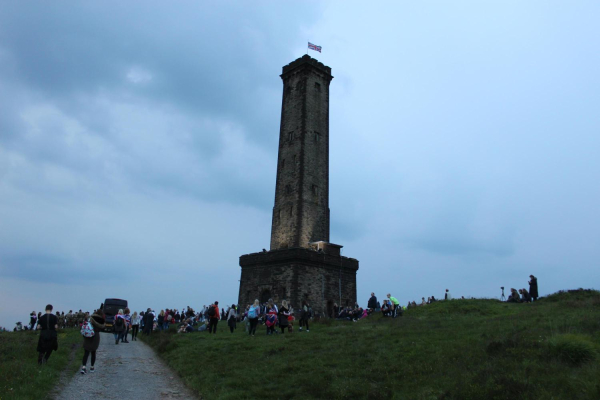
306,41,308,55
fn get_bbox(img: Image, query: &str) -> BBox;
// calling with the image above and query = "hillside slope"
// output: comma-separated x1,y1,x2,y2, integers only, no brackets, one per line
144,290,600,399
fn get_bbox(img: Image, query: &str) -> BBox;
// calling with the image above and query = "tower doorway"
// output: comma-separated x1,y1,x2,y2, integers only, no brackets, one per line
327,300,334,318
260,289,272,304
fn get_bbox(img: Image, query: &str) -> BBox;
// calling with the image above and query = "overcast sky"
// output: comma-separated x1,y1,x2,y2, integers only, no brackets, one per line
1,1,599,329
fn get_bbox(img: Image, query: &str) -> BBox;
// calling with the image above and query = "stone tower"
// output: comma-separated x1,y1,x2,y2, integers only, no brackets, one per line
270,55,332,250
238,55,358,316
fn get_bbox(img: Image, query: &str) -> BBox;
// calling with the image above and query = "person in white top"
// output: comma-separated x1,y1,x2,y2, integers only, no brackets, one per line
130,311,142,341
445,289,453,300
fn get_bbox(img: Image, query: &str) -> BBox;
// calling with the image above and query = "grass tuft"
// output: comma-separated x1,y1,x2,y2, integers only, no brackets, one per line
548,333,597,365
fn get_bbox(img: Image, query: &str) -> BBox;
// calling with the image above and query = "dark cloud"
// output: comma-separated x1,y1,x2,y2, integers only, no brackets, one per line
0,2,324,213
0,2,311,144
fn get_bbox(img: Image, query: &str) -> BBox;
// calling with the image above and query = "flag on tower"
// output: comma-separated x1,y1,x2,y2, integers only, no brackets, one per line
308,42,322,53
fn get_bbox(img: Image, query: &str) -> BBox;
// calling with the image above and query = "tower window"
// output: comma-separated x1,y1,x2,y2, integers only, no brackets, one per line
312,185,319,195
293,154,297,163
281,159,285,168
315,82,321,91
289,206,293,216
315,132,321,142
288,131,294,142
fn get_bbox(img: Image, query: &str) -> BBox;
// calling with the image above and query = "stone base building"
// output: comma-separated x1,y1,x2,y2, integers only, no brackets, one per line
239,245,358,317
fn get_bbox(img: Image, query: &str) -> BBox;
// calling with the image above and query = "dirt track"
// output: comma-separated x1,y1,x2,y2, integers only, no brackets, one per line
54,332,197,399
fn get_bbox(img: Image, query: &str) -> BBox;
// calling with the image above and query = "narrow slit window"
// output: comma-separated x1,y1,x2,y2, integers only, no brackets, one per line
315,82,321,91
289,206,293,216
312,185,319,195
293,154,297,163
288,131,294,142
315,132,321,142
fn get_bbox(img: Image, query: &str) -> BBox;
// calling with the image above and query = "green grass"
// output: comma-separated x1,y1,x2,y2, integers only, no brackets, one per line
0,328,81,400
141,289,600,400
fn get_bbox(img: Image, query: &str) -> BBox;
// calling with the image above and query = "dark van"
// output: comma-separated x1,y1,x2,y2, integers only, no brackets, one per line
103,298,128,332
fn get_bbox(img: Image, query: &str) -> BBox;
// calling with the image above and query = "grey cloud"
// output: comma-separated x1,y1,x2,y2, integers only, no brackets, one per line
0,253,120,284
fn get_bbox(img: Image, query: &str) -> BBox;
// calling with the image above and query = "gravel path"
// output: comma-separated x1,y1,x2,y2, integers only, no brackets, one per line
55,332,197,399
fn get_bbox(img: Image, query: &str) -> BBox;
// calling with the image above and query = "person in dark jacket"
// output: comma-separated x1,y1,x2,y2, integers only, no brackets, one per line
520,288,532,303
298,300,310,332
143,309,154,335
113,309,126,344
157,310,165,331
507,288,521,303
368,293,378,311
36,304,59,364
529,275,538,301
278,300,290,334
80,310,106,374
29,311,38,330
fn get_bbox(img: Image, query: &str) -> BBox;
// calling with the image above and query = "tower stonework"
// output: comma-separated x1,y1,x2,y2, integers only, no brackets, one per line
270,56,331,250
238,55,358,316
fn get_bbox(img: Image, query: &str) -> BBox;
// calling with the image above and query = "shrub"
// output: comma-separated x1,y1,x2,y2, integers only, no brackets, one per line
541,289,600,303
547,334,597,365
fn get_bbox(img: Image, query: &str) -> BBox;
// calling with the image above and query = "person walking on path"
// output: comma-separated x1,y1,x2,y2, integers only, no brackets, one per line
227,304,237,333
387,293,400,318
298,300,310,332
113,309,126,344
123,308,131,343
80,310,106,374
208,301,220,334
529,275,538,301
37,304,59,365
247,299,260,336
130,311,141,341
278,300,290,334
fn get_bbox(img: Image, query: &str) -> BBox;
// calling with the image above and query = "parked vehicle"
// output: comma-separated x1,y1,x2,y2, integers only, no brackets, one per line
103,298,128,332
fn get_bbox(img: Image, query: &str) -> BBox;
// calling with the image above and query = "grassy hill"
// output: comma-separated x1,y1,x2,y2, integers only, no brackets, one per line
0,328,82,400
141,289,600,399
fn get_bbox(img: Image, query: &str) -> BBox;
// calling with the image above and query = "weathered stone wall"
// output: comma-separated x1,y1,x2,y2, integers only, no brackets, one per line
238,248,358,316
270,55,333,250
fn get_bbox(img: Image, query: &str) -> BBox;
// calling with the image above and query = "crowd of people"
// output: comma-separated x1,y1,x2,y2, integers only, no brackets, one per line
506,275,539,303
20,274,540,374
163,299,313,336
9,309,92,333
